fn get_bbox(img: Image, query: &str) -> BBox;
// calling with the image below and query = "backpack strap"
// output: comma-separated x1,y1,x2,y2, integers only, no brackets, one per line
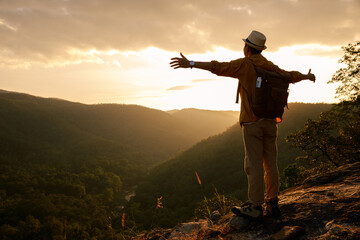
235,80,241,104
235,64,259,104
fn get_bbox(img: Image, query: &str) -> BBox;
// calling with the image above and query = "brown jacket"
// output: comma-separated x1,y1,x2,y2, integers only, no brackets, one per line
210,54,304,124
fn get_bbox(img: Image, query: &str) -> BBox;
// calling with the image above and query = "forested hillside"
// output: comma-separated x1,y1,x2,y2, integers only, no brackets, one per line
129,103,332,229
0,92,199,166
168,108,238,140
0,91,239,239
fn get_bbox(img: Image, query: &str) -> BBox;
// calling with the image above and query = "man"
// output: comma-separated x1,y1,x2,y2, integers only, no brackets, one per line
170,30,315,221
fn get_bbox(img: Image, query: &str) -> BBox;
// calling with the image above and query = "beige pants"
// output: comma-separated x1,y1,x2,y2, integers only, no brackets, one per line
242,119,279,206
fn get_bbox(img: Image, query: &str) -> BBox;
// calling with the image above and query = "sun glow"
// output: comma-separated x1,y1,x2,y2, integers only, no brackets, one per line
135,45,343,110
0,45,343,111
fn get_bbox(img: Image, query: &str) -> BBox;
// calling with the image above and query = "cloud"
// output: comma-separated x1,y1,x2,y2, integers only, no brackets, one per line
167,78,222,91
166,85,192,91
292,44,343,58
0,0,358,67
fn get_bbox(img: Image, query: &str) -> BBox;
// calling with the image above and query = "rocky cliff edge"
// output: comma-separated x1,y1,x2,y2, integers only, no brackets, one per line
133,162,360,240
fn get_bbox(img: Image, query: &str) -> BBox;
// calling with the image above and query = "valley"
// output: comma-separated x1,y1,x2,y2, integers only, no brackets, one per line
0,90,332,238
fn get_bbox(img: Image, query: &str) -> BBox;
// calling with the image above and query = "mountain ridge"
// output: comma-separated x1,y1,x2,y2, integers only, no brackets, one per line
0,90,243,192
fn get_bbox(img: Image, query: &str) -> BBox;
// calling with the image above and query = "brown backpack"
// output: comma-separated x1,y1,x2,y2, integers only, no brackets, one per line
250,66,291,119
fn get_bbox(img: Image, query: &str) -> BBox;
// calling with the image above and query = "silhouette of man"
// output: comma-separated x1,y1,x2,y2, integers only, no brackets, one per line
170,30,315,221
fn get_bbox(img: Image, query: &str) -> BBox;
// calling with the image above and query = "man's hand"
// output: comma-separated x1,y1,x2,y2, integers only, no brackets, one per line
170,53,191,69
307,69,316,82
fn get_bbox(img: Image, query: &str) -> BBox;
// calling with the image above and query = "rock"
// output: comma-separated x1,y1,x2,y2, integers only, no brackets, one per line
270,226,305,240
167,220,208,239
301,162,360,187
325,219,336,231
326,191,335,197
228,215,250,231
279,162,360,238
210,210,221,223
323,220,360,239
204,228,221,238
180,221,206,234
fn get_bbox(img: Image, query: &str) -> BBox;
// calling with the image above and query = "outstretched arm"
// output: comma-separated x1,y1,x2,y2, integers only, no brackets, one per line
305,69,316,82
288,69,316,83
292,69,316,83
170,53,213,71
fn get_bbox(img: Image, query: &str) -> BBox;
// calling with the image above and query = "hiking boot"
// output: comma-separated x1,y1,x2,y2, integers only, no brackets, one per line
264,197,282,219
231,202,263,222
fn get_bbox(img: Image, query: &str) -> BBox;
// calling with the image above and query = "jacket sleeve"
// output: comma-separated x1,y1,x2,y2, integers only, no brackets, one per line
268,62,304,83
288,71,305,83
210,58,245,78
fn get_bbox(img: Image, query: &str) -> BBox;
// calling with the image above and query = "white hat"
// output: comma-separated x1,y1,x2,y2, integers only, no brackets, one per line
242,30,267,50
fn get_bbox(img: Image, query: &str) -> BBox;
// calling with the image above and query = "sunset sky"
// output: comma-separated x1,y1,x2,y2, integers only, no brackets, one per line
0,0,359,110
